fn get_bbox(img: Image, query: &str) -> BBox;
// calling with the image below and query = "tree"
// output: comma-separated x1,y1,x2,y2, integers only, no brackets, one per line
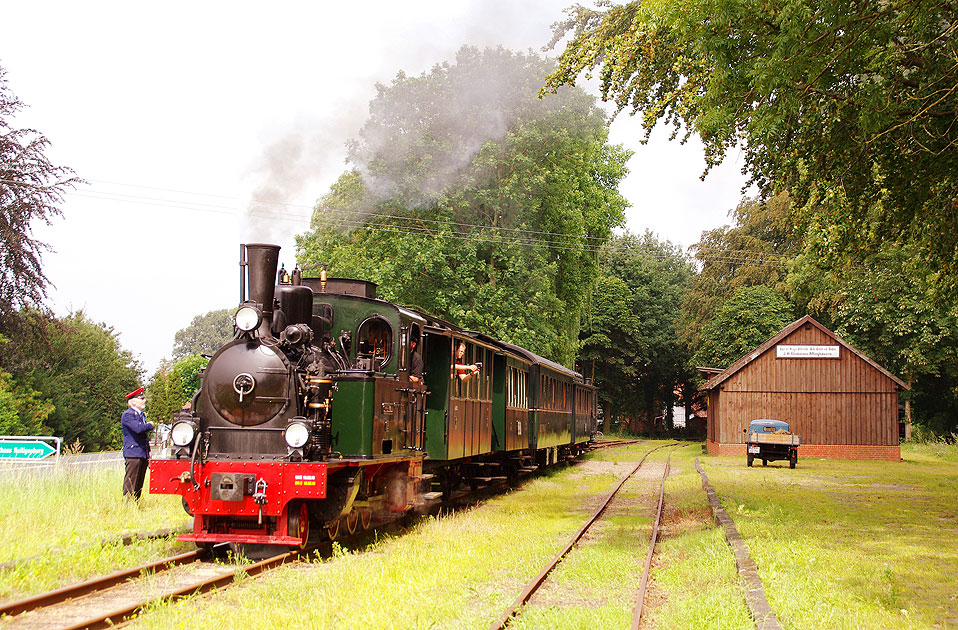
680,193,803,349
172,308,233,359
580,232,695,429
0,310,141,450
545,1,958,294
789,241,958,436
297,47,630,366
0,65,80,328
146,354,208,425
692,286,795,369
0,368,53,435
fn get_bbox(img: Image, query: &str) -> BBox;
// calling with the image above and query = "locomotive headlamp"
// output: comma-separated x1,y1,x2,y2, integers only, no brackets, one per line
234,305,262,332
171,419,197,447
284,420,311,448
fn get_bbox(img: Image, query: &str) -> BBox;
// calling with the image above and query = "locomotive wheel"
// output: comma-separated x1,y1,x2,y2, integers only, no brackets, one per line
326,518,340,541
344,510,359,535
287,501,309,550
360,509,372,530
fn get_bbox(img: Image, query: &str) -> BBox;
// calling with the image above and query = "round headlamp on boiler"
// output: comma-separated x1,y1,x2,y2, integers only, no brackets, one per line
234,304,262,332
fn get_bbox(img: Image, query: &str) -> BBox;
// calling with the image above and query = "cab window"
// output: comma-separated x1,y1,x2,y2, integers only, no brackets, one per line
357,317,392,369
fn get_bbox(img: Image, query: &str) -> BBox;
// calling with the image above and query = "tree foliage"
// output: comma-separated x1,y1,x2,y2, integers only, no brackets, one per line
692,285,796,368
580,232,695,427
172,308,233,359
680,193,803,350
789,240,958,435
545,1,958,291
0,310,141,449
0,65,80,328
147,354,208,425
0,364,53,435
297,47,630,366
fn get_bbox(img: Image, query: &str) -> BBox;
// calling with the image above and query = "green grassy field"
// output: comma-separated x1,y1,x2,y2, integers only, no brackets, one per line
1,442,955,629
698,443,958,629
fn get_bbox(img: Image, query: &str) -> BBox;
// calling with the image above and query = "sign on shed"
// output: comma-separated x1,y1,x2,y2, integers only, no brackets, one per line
776,344,840,359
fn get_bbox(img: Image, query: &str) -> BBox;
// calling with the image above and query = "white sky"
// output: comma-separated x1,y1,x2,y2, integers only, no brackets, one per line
3,1,749,376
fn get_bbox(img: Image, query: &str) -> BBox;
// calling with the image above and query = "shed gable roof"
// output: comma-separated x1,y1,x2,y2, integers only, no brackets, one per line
701,315,908,391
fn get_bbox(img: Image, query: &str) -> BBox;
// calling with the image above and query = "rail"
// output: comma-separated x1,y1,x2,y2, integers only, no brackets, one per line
489,442,680,630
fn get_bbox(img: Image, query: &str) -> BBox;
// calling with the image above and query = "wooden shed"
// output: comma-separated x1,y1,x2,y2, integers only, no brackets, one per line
701,316,907,461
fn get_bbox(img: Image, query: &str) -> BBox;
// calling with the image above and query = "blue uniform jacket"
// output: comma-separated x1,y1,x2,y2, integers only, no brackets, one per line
121,407,153,459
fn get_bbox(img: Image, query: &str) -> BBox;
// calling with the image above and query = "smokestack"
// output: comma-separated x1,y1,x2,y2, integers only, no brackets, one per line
244,243,281,329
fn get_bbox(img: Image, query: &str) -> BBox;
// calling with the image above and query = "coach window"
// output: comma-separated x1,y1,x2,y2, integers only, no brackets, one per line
357,317,392,369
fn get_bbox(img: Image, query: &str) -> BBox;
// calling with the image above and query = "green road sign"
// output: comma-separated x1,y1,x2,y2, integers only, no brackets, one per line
0,440,57,459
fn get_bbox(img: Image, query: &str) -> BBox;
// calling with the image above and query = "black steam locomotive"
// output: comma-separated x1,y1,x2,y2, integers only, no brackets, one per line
150,243,597,548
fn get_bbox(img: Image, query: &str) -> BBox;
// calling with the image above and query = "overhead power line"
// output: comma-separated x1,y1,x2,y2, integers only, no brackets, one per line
68,179,798,265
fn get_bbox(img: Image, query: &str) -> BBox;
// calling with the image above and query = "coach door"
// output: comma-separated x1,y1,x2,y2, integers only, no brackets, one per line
450,339,493,458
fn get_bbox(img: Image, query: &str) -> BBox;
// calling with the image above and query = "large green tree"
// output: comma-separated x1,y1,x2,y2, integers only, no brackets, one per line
692,285,796,368
0,310,141,449
147,354,209,425
680,193,803,350
298,47,630,366
0,65,79,329
580,231,695,429
545,1,958,293
0,368,53,435
789,240,958,435
172,308,233,359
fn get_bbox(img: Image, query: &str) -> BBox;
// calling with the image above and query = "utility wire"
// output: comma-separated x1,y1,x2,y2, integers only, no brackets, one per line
70,181,799,264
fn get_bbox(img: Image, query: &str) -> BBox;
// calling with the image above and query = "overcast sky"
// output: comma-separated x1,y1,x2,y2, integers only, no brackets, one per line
3,1,750,376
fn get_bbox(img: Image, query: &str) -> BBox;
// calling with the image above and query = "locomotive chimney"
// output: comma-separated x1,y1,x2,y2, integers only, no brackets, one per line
243,243,281,331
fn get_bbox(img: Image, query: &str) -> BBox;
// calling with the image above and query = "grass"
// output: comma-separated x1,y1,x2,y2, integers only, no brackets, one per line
5,440,955,628
0,466,191,599
698,442,958,629
131,441,697,630
644,447,754,629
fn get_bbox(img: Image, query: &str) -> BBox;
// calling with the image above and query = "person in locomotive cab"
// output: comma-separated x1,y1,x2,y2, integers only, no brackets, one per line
454,341,480,382
121,387,153,501
409,337,423,384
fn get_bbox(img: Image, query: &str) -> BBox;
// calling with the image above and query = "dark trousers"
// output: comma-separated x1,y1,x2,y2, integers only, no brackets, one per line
123,457,149,500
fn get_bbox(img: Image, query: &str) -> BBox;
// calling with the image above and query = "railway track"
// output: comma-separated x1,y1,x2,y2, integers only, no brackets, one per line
0,443,639,629
0,546,302,630
489,443,681,630
589,438,646,450
0,472,536,629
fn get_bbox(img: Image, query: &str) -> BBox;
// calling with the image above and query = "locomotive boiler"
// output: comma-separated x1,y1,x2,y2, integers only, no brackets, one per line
150,243,598,549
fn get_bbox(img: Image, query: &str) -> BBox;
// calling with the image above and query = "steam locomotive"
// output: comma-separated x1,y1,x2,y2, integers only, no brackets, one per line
150,243,597,548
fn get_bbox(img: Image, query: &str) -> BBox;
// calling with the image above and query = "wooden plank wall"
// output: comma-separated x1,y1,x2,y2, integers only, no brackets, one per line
716,323,900,445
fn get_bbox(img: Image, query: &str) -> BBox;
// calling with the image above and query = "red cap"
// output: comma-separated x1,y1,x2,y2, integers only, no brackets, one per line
125,386,145,399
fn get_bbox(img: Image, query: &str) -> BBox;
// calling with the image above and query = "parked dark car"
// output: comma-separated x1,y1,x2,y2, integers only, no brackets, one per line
745,419,800,468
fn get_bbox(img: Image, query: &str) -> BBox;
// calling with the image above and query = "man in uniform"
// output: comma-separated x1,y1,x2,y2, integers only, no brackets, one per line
121,387,153,500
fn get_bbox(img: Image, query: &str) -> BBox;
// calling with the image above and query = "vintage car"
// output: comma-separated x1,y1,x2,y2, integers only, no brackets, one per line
745,419,800,468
